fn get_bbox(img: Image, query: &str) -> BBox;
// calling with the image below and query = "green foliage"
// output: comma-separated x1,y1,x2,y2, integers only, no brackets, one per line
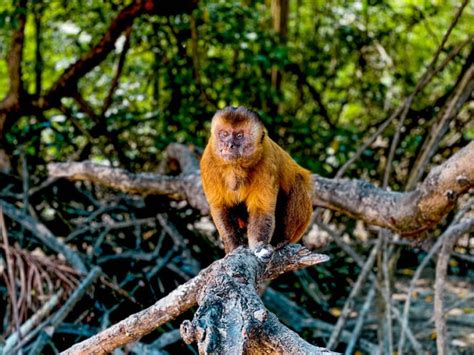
0,0,472,176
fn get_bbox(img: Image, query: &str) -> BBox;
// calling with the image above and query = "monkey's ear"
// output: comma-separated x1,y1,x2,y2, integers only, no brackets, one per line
260,129,266,143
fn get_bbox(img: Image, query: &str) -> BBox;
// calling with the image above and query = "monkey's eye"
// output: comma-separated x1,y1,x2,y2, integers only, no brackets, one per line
220,131,229,138
236,132,244,139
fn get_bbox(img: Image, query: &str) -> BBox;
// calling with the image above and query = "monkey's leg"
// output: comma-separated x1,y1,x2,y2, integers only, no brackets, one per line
283,174,313,243
247,210,275,249
210,205,243,253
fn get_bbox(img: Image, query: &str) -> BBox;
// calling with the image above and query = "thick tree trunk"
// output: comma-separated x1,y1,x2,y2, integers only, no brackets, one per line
270,0,289,115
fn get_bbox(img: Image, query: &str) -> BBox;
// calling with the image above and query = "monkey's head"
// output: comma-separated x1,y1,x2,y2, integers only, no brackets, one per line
210,106,265,161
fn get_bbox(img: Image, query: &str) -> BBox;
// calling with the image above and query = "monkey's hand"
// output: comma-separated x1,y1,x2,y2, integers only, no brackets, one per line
252,242,274,263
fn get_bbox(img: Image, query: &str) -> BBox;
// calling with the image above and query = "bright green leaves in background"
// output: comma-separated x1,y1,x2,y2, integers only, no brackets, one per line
0,0,472,178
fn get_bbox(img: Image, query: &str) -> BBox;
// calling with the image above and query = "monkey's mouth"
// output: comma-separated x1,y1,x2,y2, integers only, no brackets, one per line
220,149,241,160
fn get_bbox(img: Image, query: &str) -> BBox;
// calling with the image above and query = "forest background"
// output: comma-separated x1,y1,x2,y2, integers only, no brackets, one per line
0,0,473,354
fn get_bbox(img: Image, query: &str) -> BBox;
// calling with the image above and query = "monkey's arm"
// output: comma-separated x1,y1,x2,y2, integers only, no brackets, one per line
247,211,275,249
210,205,243,253
246,181,278,249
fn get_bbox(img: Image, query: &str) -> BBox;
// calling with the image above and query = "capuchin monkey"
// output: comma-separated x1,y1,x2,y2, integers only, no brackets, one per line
200,106,313,255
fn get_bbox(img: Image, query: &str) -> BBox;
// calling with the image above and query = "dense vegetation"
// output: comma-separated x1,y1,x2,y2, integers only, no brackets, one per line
0,0,472,354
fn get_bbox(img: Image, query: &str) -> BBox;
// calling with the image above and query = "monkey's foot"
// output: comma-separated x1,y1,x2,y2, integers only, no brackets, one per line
252,242,274,263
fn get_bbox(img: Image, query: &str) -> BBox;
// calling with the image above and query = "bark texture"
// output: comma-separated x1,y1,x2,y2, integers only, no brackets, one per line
180,245,332,354
61,245,330,354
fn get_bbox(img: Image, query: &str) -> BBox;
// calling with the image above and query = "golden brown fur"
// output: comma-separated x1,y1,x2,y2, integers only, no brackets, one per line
200,106,313,253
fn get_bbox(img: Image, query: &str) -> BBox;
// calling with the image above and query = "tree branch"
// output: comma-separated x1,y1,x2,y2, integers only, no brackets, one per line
0,0,28,172
29,267,102,355
0,200,87,273
406,58,474,188
434,217,474,355
0,0,199,140
335,0,471,180
48,141,474,238
101,26,133,116
313,141,474,236
40,1,144,108
60,245,329,354
0,0,27,111
180,245,331,354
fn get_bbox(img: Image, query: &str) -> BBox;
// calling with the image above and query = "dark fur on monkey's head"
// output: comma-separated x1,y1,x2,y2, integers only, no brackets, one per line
212,106,262,127
210,106,265,161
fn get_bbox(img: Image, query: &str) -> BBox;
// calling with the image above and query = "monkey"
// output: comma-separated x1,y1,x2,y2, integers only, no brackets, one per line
200,106,313,254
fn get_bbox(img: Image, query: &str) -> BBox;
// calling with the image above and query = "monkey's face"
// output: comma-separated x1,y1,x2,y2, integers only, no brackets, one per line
210,107,265,162
214,126,256,160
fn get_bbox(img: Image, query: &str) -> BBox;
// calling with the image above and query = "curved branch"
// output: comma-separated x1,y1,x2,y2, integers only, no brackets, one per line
48,160,187,195
163,143,201,175
49,141,474,238
61,245,329,354
313,141,474,236
434,218,474,355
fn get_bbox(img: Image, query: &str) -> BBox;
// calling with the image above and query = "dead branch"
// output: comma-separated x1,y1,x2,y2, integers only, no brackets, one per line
0,200,87,273
48,142,208,214
434,217,474,355
49,141,474,238
1,291,62,354
310,220,424,353
326,238,381,350
157,213,201,275
0,206,22,349
262,288,378,353
313,141,474,237
61,244,329,354
397,198,474,353
28,267,102,355
407,59,474,188
344,282,376,355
